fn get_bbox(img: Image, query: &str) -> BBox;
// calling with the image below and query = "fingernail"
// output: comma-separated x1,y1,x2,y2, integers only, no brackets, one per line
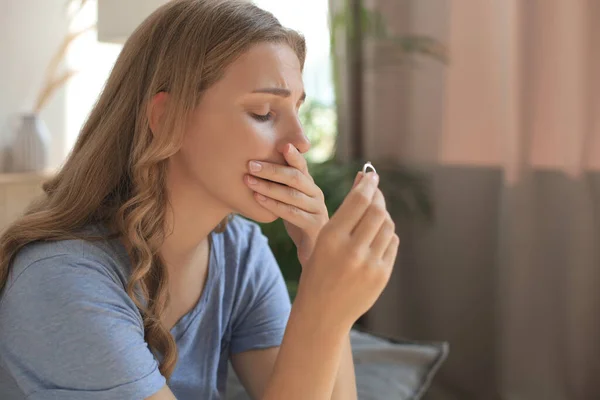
255,193,267,201
287,144,295,154
249,161,262,172
371,172,379,181
247,175,258,185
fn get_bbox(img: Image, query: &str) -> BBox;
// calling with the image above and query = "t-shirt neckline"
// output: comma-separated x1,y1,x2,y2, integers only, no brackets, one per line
170,231,221,340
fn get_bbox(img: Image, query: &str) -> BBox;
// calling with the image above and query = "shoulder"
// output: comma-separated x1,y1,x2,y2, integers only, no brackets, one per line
0,229,143,342
0,234,162,399
4,227,130,299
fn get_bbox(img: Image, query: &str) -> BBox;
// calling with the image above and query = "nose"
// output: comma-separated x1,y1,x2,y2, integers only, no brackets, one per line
280,116,311,155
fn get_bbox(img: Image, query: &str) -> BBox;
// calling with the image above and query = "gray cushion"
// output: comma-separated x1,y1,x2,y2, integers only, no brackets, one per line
225,329,448,400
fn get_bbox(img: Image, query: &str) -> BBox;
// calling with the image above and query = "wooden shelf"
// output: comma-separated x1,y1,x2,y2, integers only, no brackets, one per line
0,171,54,231
0,170,54,185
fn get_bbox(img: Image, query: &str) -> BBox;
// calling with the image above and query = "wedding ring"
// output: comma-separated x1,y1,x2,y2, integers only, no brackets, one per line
362,161,376,175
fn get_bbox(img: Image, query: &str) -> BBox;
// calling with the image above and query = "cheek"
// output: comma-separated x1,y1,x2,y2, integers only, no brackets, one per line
242,122,278,153
206,114,277,159
181,112,277,170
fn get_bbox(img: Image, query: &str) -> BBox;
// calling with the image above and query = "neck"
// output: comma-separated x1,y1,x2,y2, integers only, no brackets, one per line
161,164,231,269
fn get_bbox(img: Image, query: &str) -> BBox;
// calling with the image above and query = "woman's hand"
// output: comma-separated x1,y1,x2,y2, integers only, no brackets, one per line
245,143,328,265
297,169,400,329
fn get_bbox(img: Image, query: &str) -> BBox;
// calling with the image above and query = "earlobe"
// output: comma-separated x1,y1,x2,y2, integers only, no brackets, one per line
147,92,170,136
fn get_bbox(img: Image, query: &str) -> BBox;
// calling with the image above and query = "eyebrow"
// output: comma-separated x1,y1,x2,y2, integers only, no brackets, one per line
252,88,307,103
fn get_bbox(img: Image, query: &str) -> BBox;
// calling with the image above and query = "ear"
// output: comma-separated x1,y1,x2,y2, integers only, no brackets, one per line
147,92,170,136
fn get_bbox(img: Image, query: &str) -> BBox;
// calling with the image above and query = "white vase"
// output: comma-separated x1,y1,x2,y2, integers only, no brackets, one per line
10,113,50,172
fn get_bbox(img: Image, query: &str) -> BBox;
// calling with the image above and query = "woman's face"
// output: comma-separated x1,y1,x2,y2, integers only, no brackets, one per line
171,42,309,223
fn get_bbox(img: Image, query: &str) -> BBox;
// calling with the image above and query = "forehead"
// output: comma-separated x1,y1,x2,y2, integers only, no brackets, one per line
217,42,304,94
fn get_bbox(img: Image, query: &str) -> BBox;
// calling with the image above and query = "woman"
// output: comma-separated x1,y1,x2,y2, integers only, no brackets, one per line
0,1,399,399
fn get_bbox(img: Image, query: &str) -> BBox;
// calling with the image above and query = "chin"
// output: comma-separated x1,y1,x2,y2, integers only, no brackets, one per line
242,206,279,224
236,196,280,224
249,213,279,224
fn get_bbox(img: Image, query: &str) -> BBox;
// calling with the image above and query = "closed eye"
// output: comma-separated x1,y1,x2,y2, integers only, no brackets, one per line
250,112,273,122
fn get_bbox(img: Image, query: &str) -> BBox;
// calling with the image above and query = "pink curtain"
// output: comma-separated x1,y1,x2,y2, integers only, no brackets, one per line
331,0,600,398
441,0,600,181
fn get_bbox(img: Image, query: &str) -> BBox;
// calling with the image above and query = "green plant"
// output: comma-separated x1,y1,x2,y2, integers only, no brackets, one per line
257,1,444,300
329,1,448,65
298,98,337,163
329,0,448,112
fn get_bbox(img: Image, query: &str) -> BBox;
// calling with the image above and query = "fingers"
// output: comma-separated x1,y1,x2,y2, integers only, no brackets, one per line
248,160,316,196
383,234,400,266
352,171,363,189
370,217,396,260
330,171,379,232
282,143,310,176
343,169,397,262
350,189,387,247
246,174,320,213
253,191,318,229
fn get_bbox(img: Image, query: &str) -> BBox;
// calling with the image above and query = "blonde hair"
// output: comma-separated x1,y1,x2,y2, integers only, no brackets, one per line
0,0,305,380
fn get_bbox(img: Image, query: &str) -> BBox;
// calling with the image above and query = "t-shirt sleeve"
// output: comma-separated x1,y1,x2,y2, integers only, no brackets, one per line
228,226,292,355
0,254,166,400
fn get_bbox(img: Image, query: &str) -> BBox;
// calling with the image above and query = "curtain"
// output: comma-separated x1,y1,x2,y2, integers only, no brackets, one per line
330,0,600,398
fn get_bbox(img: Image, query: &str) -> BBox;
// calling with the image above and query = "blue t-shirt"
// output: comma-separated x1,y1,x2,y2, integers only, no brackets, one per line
0,216,291,399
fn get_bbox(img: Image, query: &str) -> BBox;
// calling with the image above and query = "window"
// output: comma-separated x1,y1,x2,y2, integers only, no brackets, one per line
66,1,122,153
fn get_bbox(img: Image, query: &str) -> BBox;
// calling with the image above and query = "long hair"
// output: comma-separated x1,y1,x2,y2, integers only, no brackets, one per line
0,0,305,380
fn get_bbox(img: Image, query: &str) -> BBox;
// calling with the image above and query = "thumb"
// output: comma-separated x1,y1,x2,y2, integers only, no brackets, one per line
352,171,364,189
